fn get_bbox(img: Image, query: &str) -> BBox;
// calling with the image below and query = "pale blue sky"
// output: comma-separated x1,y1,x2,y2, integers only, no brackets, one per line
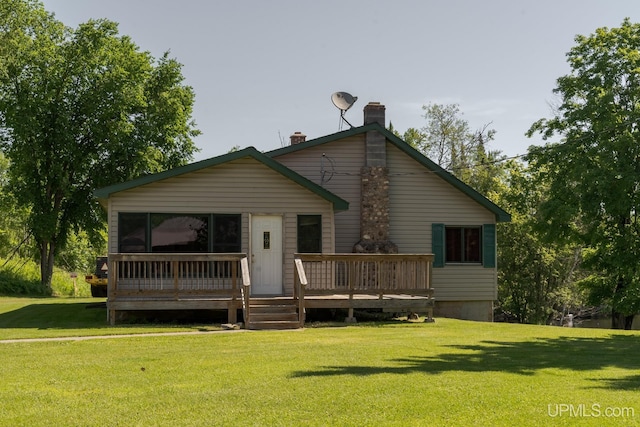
41,0,640,161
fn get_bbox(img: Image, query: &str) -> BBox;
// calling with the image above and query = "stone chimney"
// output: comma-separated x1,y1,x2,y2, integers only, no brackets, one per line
353,102,398,254
290,131,306,145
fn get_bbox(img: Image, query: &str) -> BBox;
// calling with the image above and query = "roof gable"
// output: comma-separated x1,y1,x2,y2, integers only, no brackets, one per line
94,147,349,211
267,123,511,222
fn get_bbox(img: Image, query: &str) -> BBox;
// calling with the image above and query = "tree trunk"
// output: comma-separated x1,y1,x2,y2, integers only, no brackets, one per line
611,310,634,330
611,276,634,330
39,241,55,290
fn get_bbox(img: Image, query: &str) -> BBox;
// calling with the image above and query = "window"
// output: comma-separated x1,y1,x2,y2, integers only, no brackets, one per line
119,213,148,252
432,223,495,268
445,227,481,263
117,213,241,253
211,214,241,253
297,215,322,253
151,214,208,253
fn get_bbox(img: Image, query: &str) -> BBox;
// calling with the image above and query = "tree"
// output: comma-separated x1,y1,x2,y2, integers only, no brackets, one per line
526,19,640,329
0,152,31,259
397,103,505,194
496,161,586,324
0,0,200,288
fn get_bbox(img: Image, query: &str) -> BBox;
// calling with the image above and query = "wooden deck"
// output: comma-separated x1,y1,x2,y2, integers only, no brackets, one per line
106,253,435,327
294,253,434,323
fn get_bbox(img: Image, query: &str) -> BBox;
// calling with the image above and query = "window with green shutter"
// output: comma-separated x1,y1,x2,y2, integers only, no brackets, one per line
432,223,496,268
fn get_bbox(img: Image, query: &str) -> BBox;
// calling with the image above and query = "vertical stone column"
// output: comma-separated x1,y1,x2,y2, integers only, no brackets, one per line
353,166,397,253
353,102,398,254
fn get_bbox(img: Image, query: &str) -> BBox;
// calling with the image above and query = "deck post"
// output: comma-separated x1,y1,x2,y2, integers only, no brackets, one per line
108,257,116,325
345,279,357,323
227,301,238,324
230,261,238,322
172,260,179,300
345,307,357,323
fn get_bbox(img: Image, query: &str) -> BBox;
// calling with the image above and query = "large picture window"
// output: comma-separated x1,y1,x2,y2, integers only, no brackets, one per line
297,215,322,253
445,226,481,263
151,214,209,253
118,213,241,253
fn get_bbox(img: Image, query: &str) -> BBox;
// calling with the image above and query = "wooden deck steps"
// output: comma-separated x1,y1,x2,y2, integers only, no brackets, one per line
246,298,301,330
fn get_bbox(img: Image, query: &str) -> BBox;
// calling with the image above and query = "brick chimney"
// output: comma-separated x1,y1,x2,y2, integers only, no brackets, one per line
290,131,306,145
353,102,398,254
363,102,385,126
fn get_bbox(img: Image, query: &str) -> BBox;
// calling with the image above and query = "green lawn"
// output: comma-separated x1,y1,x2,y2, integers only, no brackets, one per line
0,297,221,340
0,298,639,426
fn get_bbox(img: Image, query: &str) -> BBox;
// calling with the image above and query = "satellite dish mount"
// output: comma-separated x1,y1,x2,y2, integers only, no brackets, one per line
331,92,358,130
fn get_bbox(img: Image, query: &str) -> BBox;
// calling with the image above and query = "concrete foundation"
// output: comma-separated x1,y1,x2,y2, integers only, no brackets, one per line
434,300,494,322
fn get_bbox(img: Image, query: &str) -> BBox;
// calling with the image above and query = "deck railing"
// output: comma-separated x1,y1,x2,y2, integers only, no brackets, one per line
294,253,434,297
108,253,248,300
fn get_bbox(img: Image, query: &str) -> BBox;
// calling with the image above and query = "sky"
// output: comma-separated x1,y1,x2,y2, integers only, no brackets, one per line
40,0,640,162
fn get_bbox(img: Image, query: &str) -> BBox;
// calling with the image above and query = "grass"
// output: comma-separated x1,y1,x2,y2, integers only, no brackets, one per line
0,297,221,340
1,298,639,426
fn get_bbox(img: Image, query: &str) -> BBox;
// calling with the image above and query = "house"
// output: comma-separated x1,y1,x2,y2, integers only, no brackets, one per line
95,102,510,326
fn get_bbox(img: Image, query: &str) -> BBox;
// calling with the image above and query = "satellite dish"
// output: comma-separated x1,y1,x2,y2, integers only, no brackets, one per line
331,92,358,112
331,92,358,129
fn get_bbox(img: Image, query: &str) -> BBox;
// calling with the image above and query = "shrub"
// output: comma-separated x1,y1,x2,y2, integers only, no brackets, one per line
0,257,91,297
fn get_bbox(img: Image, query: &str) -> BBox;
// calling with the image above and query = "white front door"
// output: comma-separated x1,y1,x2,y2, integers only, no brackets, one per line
251,215,283,295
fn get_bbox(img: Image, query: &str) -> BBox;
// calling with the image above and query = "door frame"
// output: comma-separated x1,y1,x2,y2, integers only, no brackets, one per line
249,214,284,295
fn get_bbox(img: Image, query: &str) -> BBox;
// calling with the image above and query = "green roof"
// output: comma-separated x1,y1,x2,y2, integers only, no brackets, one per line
267,123,511,222
94,146,349,211
96,124,511,221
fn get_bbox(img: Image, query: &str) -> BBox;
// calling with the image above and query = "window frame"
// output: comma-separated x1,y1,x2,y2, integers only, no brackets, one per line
445,226,482,264
118,212,149,253
117,212,242,253
150,213,209,253
210,214,242,253
432,223,496,268
297,214,322,253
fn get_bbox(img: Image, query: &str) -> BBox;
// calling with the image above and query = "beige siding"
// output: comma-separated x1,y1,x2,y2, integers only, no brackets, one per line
107,157,335,295
274,135,365,253
431,267,497,301
387,143,497,301
282,211,334,294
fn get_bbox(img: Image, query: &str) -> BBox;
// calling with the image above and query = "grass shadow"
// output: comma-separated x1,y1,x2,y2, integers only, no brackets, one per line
291,334,640,390
0,300,235,331
0,301,109,330
590,374,640,390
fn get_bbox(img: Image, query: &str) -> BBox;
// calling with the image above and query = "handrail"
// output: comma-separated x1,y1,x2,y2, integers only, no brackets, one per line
240,256,251,325
294,258,308,327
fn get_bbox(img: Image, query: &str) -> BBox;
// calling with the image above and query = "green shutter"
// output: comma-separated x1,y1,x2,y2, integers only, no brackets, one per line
432,223,445,268
483,224,496,268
